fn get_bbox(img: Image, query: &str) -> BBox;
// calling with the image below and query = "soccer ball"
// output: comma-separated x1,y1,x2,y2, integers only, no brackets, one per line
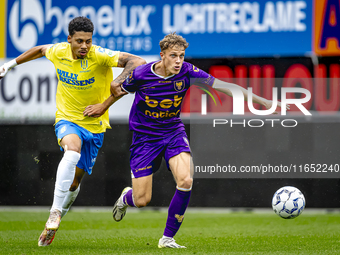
272,186,305,219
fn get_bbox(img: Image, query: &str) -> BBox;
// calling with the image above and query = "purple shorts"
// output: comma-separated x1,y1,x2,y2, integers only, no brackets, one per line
129,130,191,178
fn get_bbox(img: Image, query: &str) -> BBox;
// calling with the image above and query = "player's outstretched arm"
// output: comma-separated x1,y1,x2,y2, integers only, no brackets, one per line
110,52,146,97
213,78,288,112
0,45,52,80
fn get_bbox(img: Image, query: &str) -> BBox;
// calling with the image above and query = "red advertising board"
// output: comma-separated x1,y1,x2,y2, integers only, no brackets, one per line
183,57,340,113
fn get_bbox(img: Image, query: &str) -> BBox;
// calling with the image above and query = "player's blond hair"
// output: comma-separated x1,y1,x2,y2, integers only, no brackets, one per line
159,32,189,51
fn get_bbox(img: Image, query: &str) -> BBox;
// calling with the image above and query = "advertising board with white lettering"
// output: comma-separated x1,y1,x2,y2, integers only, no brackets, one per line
6,0,312,58
2,56,340,122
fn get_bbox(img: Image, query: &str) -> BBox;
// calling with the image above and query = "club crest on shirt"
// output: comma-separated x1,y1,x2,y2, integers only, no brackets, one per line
80,60,88,70
174,80,185,92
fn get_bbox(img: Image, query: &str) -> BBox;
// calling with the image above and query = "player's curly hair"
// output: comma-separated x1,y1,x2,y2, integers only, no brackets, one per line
68,16,94,36
159,32,189,51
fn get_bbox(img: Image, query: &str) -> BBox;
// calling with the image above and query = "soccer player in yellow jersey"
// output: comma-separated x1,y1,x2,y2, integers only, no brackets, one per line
0,17,146,246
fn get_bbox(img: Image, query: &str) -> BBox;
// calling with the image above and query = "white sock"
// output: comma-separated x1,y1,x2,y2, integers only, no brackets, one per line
51,150,80,213
61,184,80,218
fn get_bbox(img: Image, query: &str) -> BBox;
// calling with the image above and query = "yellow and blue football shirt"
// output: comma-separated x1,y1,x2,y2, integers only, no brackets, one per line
45,42,119,133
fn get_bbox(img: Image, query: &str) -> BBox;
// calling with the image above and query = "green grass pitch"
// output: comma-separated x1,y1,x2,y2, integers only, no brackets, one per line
1,209,340,254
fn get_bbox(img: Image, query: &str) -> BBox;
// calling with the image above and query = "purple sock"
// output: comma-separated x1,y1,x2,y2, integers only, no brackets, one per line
163,189,192,238
123,189,137,207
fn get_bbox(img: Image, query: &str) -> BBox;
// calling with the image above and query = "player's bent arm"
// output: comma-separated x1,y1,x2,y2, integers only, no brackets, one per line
83,94,124,118
110,52,146,95
0,44,52,79
111,83,128,98
115,52,146,83
213,78,281,110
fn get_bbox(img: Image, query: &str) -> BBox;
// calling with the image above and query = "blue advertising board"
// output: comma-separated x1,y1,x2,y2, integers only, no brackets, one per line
6,0,312,58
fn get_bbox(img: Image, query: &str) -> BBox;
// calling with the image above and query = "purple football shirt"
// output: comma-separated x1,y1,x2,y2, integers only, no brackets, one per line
122,61,215,136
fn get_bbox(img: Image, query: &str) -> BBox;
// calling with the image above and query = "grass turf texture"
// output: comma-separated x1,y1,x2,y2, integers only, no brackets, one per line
0,210,340,254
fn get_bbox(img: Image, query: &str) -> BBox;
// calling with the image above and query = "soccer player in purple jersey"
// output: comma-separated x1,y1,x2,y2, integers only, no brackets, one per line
89,32,281,248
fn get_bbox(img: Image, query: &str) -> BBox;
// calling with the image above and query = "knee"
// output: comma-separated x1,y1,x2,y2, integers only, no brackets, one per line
134,195,151,208
177,177,193,190
65,146,81,154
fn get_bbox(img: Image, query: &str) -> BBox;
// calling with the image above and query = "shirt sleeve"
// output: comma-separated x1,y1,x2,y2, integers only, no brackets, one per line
188,63,215,87
95,46,120,67
44,44,59,62
121,69,139,93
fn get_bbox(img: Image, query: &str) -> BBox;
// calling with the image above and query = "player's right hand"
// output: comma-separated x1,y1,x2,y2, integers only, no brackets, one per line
83,103,106,118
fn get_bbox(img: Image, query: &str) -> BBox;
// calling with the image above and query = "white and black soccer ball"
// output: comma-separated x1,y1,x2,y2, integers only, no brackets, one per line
272,186,306,219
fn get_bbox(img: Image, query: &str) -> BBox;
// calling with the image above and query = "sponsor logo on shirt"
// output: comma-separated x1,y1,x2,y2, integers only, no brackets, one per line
204,75,213,85
58,61,72,67
125,71,134,84
105,49,115,57
135,165,152,172
193,65,200,72
61,58,72,62
57,69,95,88
97,47,105,53
140,86,155,90
144,95,182,118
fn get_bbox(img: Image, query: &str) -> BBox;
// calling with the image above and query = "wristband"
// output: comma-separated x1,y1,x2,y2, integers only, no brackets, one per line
7,59,18,69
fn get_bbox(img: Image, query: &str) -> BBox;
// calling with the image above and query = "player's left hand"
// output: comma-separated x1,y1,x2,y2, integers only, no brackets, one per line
83,104,106,118
110,80,127,97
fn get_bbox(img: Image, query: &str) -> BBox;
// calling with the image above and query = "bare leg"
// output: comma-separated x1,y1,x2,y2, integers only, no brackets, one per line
112,175,153,222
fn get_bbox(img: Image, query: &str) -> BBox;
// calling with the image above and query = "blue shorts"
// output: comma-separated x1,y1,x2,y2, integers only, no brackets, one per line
129,130,191,178
55,120,104,175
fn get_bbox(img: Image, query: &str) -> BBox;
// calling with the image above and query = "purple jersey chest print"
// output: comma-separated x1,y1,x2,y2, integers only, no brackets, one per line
122,61,215,135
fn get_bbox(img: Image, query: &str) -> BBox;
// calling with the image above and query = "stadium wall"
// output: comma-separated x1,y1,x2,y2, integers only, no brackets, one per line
1,122,340,208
